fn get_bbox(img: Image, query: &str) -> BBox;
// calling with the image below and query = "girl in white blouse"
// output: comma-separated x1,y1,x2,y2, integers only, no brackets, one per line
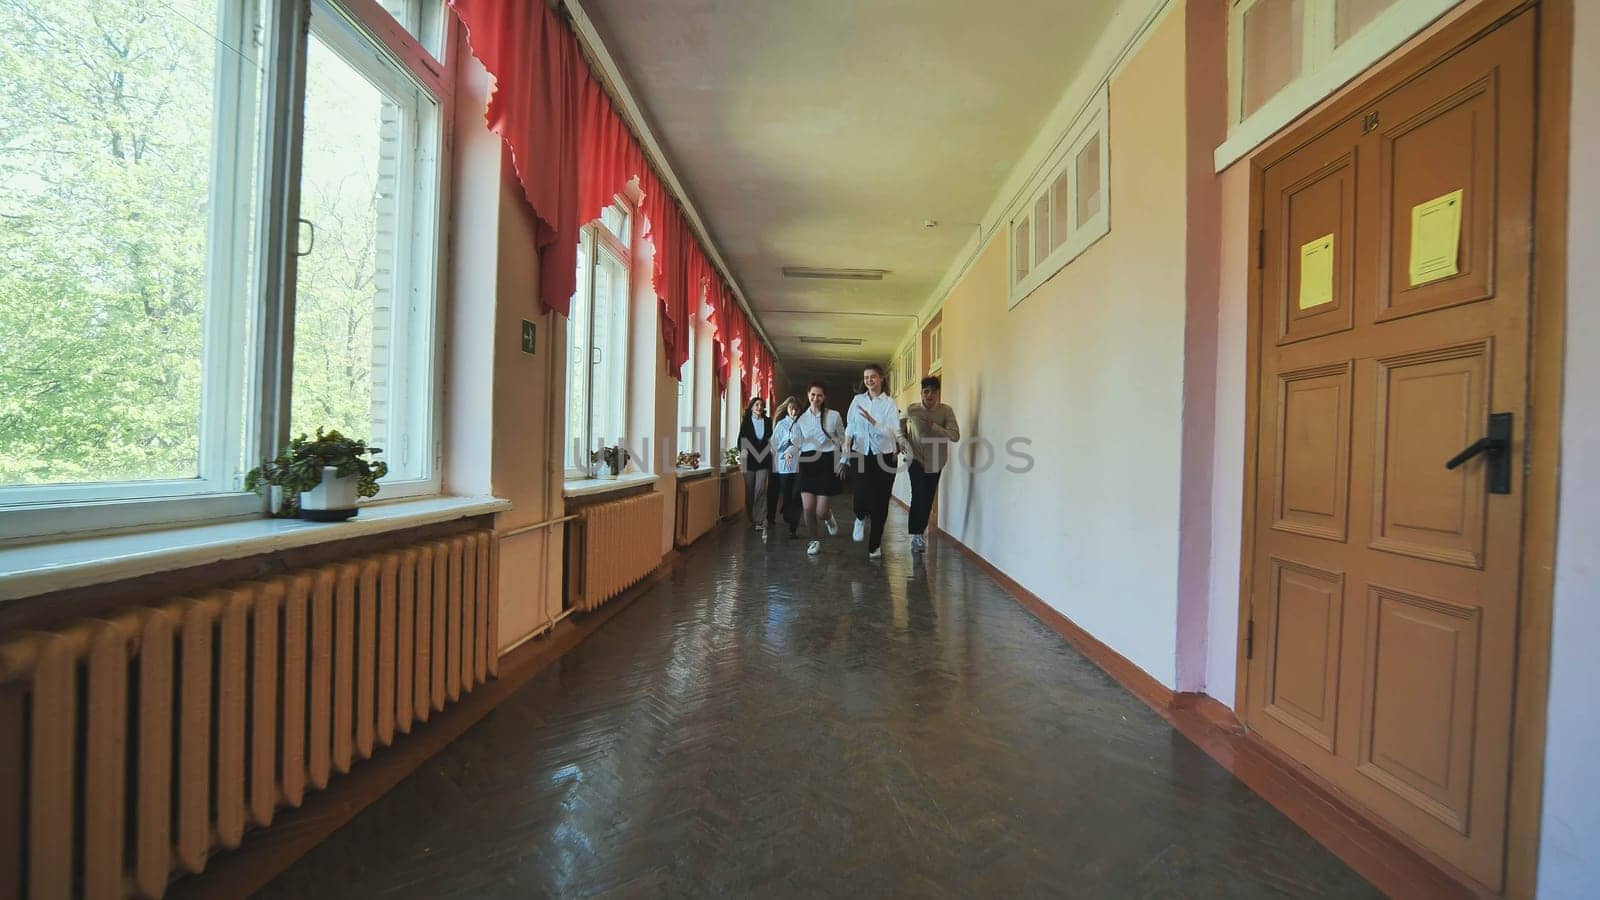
794,381,847,555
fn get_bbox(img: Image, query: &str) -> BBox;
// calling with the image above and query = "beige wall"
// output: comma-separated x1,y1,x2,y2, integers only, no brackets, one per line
449,43,567,651
931,6,1190,688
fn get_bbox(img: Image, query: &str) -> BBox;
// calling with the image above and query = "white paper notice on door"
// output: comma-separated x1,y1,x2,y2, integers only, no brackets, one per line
1408,189,1464,286
1298,233,1335,310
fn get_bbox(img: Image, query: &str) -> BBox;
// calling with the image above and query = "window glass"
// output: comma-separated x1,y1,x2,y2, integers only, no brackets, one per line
678,326,697,455
1335,0,1398,44
378,0,445,58
564,223,630,475
1033,194,1051,265
1241,0,1305,118
291,18,440,487
0,0,264,494
1076,134,1103,226
565,240,593,472
1013,219,1031,282
1050,171,1071,252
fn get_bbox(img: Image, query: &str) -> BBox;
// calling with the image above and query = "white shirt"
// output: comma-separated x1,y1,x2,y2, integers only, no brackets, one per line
771,416,800,475
846,391,904,456
794,407,845,455
752,416,765,440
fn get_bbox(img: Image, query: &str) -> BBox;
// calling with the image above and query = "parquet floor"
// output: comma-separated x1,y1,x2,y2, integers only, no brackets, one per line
258,497,1380,898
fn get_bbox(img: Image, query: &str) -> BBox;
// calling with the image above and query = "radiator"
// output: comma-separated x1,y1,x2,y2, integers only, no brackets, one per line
569,491,664,613
675,475,721,546
0,529,497,900
720,470,745,521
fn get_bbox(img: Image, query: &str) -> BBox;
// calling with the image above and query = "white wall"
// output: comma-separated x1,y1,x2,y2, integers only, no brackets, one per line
933,8,1190,689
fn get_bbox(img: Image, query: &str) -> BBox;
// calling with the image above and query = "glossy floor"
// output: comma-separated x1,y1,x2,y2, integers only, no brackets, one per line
258,499,1379,898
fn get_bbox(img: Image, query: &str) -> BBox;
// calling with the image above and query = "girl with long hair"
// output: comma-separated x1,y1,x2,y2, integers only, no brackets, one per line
768,395,803,535
736,395,772,529
794,381,846,555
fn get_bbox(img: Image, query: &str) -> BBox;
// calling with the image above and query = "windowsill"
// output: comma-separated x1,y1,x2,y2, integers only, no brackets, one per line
0,495,512,604
563,471,660,498
672,466,716,481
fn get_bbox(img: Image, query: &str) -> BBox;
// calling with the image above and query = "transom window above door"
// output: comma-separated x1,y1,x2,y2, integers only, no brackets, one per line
1218,0,1462,168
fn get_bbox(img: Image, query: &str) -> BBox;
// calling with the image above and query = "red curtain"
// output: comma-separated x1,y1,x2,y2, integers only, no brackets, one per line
449,0,582,316
452,0,769,383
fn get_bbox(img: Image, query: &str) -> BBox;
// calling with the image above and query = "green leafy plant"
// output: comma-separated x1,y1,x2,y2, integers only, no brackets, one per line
245,428,387,512
725,447,740,468
589,445,630,474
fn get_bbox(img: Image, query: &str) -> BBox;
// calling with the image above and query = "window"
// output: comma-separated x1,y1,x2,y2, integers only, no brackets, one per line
564,203,632,477
292,4,443,497
378,0,446,58
1218,0,1455,168
677,317,698,455
927,322,944,374
0,0,449,540
1008,86,1110,308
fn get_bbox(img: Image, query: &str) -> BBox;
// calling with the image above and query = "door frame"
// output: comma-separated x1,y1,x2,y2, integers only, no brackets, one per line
1232,1,1571,896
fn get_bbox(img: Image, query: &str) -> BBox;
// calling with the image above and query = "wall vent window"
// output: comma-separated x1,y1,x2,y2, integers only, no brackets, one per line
1007,85,1110,308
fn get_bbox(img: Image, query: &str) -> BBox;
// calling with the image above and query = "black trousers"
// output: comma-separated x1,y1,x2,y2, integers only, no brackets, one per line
853,452,897,552
772,472,801,531
908,460,942,535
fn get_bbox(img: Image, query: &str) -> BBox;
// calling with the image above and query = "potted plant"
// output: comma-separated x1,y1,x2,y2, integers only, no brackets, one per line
724,446,741,470
589,444,630,480
245,428,387,521
675,450,701,469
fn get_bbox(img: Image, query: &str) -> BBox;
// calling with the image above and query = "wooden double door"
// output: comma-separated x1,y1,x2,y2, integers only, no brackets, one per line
1244,10,1537,892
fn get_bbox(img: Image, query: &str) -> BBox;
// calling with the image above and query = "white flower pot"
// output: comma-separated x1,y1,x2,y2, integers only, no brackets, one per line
300,466,360,521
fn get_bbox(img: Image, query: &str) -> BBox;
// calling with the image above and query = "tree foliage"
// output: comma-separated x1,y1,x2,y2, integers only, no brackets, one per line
1,0,394,490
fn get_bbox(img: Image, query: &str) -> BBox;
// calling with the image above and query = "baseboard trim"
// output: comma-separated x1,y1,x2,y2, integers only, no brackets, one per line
170,550,688,900
937,531,1477,900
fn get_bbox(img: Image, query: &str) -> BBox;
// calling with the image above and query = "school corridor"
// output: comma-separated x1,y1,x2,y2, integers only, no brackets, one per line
252,498,1378,898
1,0,1597,898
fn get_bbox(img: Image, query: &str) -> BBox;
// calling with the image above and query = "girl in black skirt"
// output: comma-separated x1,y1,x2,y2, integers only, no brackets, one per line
795,381,847,556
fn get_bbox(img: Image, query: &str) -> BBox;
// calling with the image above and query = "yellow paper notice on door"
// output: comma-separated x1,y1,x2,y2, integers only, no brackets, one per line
1298,233,1335,310
1409,189,1464,286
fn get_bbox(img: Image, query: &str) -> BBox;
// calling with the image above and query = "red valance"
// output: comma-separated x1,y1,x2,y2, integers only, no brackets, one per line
450,0,582,316
451,0,776,382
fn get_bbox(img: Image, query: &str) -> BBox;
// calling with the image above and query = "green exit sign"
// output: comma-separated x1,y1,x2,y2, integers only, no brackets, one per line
520,320,537,355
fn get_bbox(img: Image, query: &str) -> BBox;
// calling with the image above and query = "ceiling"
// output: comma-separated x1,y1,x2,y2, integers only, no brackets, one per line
578,0,1123,391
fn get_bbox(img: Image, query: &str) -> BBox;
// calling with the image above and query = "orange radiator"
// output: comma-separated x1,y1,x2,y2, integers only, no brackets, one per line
675,475,721,546
569,491,664,613
0,529,497,900
720,470,745,521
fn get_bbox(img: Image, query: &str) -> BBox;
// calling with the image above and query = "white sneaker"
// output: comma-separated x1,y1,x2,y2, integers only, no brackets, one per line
807,540,821,556
868,547,882,560
911,535,926,552
853,518,866,542
825,513,838,536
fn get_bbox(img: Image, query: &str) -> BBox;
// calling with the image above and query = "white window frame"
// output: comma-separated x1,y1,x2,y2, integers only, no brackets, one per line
302,0,447,503
1215,0,1459,170
1007,85,1111,309
564,201,634,480
677,317,698,453
0,0,453,543
926,322,944,374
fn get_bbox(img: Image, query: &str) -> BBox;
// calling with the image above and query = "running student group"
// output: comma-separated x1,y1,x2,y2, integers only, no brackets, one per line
735,365,960,559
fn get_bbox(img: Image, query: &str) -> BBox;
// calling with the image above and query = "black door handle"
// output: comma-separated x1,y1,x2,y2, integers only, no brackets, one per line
1445,412,1512,494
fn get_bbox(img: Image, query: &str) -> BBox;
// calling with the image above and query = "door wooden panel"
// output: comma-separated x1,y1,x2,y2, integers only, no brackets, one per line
1371,341,1491,568
1263,558,1346,751
1274,362,1353,541
1358,583,1483,833
1244,11,1536,892
1276,151,1358,345
1377,75,1499,321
